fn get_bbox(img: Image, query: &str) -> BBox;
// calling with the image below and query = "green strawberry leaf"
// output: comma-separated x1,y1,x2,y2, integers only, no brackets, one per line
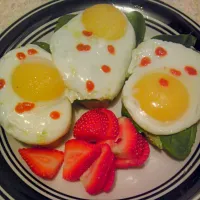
32,42,51,53
125,11,146,47
152,34,197,48
160,124,197,160
54,14,77,32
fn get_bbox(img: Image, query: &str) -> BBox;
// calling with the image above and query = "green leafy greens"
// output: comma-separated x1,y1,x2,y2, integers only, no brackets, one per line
121,104,197,160
33,42,51,53
125,11,146,47
54,14,77,32
152,34,197,48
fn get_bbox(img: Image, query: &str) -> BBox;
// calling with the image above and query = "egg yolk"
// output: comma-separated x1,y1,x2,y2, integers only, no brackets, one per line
133,73,189,122
82,4,127,40
12,60,65,102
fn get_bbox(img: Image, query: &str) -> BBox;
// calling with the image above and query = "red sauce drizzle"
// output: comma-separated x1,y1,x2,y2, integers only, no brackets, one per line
159,78,169,87
140,57,151,67
184,66,197,75
82,30,93,37
101,65,111,73
0,79,6,90
86,80,95,92
76,43,91,51
28,49,38,55
16,52,26,60
15,102,35,114
170,69,182,76
50,111,60,120
107,45,115,55
155,47,167,57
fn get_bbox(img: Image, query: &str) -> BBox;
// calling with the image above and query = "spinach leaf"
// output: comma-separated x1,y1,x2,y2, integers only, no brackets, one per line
160,124,197,160
54,14,77,32
121,104,163,149
152,34,197,48
125,11,146,47
33,42,51,53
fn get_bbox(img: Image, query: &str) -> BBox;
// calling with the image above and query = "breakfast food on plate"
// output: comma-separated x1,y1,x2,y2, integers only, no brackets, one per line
100,117,150,168
73,108,119,142
19,148,64,179
50,4,136,104
63,139,101,181
17,109,149,195
80,144,115,195
0,44,72,145
122,39,200,159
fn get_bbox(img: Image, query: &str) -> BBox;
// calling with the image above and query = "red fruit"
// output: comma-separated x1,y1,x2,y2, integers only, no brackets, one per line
73,108,119,142
80,144,114,195
115,132,150,168
73,109,108,142
103,158,116,193
19,148,64,179
100,117,150,167
100,108,119,140
100,117,138,158
63,139,101,181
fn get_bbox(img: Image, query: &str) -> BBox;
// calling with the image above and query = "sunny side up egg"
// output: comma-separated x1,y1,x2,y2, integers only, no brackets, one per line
50,4,136,103
123,39,200,135
0,44,72,145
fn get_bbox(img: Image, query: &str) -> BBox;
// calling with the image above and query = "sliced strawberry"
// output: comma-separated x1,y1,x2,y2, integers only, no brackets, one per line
73,109,108,142
63,139,101,181
115,132,150,168
100,117,138,159
19,148,64,179
100,108,119,140
80,144,114,195
100,117,150,167
103,158,116,193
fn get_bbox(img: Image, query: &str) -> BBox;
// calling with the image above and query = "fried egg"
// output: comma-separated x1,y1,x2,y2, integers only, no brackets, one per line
123,39,200,135
0,44,72,145
50,4,136,102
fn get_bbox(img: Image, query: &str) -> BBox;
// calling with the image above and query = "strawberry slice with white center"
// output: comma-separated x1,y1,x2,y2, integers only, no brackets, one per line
100,117,150,168
80,144,115,195
103,158,116,193
19,148,64,179
63,139,101,181
115,134,150,168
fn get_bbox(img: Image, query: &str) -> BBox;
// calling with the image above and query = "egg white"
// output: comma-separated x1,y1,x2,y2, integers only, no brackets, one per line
50,12,136,102
123,40,200,135
0,44,72,145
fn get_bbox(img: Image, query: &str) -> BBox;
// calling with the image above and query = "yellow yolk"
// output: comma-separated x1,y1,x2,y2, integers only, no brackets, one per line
12,60,65,102
82,4,127,40
133,73,189,122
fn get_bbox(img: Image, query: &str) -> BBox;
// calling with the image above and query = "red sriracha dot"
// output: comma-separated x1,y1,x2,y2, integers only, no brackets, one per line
140,57,151,67
76,44,91,51
101,65,111,73
107,45,115,55
28,49,38,55
159,78,169,87
170,69,182,76
0,79,6,90
84,45,91,51
86,80,95,92
15,102,35,114
50,111,60,120
155,47,167,57
184,66,197,75
16,52,26,60
82,30,93,37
